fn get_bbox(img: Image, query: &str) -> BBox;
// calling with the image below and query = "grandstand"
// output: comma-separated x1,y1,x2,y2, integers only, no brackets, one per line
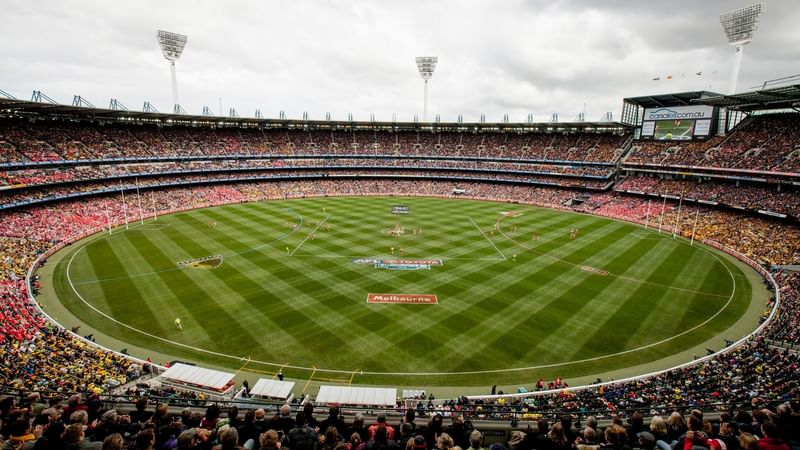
1,68,800,450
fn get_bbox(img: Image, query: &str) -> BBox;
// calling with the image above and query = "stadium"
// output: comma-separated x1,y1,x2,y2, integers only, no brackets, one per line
1,2,799,450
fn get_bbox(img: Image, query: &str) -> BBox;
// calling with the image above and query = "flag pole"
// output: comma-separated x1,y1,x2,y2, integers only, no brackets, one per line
690,210,700,246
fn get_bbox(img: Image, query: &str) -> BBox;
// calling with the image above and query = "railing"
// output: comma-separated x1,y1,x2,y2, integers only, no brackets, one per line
0,153,622,171
751,74,800,90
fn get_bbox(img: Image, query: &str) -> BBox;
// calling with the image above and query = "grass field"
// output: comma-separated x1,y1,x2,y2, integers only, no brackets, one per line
50,196,755,387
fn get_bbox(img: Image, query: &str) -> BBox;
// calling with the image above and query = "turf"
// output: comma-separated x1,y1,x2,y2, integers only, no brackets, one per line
51,197,753,386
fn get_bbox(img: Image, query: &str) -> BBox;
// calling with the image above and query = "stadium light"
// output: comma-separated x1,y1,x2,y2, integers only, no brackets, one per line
416,56,438,122
157,30,188,112
720,3,765,94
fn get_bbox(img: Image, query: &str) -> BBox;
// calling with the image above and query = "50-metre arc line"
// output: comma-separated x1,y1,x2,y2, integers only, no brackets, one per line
65,205,738,376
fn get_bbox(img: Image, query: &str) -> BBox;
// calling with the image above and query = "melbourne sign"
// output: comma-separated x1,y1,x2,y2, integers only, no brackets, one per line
367,294,439,304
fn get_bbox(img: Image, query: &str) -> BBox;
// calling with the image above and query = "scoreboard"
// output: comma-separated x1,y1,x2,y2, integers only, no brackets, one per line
640,105,716,141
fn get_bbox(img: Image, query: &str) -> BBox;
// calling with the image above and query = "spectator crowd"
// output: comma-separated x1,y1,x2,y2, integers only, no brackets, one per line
624,114,800,173
614,177,800,220
0,389,798,450
0,180,797,406
0,110,798,443
0,118,628,163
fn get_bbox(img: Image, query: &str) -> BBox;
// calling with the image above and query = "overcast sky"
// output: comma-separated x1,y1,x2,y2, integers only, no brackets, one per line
1,0,797,123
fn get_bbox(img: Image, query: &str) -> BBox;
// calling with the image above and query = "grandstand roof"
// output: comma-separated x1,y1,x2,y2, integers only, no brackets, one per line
316,385,397,406
691,84,800,111
249,378,295,400
0,98,630,132
622,91,724,109
161,363,235,392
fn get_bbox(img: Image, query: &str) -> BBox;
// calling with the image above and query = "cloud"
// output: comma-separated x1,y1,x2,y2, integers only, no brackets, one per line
0,0,795,122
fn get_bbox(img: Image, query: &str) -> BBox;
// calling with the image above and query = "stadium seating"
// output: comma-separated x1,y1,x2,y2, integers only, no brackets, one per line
624,113,800,173
0,118,629,163
0,181,798,399
0,112,799,431
0,387,796,450
615,176,800,219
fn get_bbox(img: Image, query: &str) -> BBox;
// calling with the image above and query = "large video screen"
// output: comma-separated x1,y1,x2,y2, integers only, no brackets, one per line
640,106,714,140
653,119,695,140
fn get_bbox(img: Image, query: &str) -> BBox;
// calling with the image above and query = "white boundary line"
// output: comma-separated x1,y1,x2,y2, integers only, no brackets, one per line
58,200,753,377
289,214,330,256
468,216,506,260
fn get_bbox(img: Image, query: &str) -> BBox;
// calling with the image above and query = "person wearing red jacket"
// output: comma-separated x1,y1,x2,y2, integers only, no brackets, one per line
757,422,790,450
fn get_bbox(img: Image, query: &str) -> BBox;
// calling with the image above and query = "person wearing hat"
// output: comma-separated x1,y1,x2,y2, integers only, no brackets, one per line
412,435,427,450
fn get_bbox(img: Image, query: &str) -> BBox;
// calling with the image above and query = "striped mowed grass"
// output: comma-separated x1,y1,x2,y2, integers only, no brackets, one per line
53,196,752,386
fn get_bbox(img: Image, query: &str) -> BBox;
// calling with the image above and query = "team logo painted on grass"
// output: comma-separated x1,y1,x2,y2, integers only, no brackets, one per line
352,258,382,265
383,259,442,266
353,258,443,270
177,255,224,270
581,265,609,276
375,263,430,270
367,294,438,304
500,211,523,217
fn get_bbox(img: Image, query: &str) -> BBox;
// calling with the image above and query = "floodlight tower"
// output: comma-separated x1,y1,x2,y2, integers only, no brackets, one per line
157,30,188,112
416,57,438,121
719,3,765,94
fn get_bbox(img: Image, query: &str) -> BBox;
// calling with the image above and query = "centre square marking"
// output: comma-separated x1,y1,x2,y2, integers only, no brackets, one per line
367,293,439,305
